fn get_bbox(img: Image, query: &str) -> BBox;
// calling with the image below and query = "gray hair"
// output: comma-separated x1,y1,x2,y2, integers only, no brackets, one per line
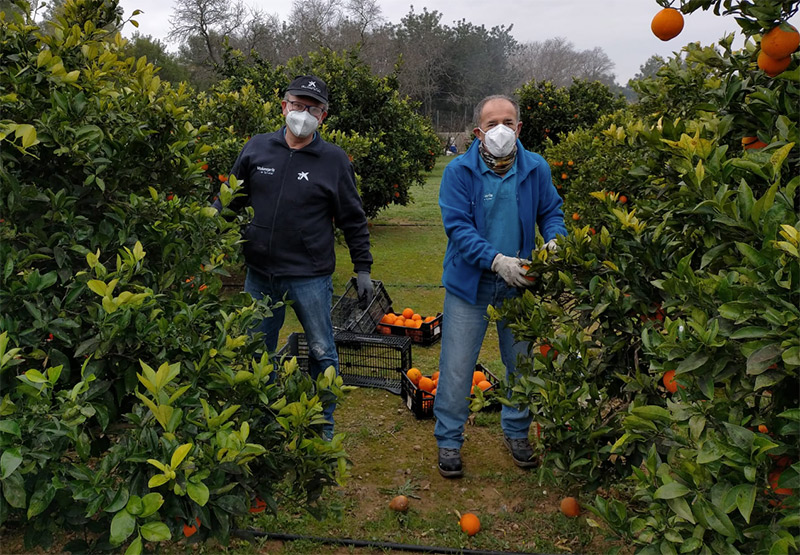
284,92,329,112
473,95,520,128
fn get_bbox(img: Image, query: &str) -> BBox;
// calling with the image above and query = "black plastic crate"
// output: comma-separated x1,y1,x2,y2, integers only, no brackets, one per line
277,331,412,395
401,364,498,419
378,311,443,346
330,278,393,334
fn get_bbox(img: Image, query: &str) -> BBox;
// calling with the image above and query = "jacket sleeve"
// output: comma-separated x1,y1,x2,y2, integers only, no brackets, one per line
439,164,498,270
535,163,567,241
334,159,373,273
211,145,251,213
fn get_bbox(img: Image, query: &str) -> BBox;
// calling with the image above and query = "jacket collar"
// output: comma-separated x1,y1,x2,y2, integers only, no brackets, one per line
270,126,323,155
461,138,540,179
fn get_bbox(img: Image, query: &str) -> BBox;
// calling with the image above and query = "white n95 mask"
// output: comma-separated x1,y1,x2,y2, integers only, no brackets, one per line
481,124,517,157
286,110,319,138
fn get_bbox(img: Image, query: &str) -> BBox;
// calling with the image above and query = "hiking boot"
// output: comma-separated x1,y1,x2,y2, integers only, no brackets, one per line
438,447,463,478
503,435,538,468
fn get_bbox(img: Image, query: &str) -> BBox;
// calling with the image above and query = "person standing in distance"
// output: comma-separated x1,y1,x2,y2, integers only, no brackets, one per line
213,75,374,440
434,94,566,477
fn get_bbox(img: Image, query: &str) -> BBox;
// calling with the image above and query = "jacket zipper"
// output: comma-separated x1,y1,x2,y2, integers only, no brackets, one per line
268,150,293,263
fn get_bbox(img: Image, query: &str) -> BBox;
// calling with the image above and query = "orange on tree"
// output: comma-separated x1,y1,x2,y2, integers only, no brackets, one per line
662,369,684,393
757,51,791,76
560,497,581,517
521,264,536,282
406,367,422,386
459,512,481,536
758,424,769,434
768,468,793,496
742,136,768,149
540,343,557,358
249,497,267,514
419,376,435,392
651,7,684,41
183,517,201,537
619,195,628,204
761,23,800,59
572,212,580,221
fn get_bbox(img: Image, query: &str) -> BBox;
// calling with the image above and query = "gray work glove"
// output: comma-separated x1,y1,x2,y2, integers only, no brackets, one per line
356,271,374,309
491,254,530,288
544,239,558,252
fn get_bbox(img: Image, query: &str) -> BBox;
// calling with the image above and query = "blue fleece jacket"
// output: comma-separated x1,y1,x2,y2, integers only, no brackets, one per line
439,139,567,304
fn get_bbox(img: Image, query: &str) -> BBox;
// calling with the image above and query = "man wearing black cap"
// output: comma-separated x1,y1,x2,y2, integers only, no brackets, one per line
213,75,374,440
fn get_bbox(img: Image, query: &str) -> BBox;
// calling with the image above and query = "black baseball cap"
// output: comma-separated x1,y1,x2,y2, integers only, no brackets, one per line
285,75,328,104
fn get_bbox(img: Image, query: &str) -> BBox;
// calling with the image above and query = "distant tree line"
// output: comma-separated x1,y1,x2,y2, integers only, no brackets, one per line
29,0,650,131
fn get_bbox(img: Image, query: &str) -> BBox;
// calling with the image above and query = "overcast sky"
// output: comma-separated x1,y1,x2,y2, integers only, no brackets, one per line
116,0,799,84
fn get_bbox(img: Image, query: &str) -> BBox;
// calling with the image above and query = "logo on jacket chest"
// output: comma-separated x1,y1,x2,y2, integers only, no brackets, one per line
256,166,275,175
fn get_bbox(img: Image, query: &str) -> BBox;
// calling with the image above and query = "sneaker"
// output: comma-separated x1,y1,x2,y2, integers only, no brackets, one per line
438,447,463,478
503,435,538,468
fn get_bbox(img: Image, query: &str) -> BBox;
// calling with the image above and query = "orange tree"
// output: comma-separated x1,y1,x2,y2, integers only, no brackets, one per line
213,47,440,219
492,1,799,553
0,0,348,551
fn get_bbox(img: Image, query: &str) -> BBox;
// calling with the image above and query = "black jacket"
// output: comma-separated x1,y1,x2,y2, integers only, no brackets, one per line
214,128,372,277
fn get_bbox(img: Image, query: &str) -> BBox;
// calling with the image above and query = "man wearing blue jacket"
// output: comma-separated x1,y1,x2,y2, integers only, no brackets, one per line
435,95,566,478
213,75,373,440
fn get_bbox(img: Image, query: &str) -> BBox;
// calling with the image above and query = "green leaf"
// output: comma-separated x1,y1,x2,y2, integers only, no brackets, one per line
0,448,22,479
139,492,163,518
87,279,107,296
148,474,169,488
170,443,192,469
2,471,26,508
654,481,690,499
736,485,756,523
187,481,209,506
124,535,142,555
631,405,671,422
746,343,781,375
778,409,800,422
666,496,696,523
0,420,21,437
140,521,171,541
697,440,724,464
677,351,709,373
27,480,56,518
729,326,773,339
110,509,136,545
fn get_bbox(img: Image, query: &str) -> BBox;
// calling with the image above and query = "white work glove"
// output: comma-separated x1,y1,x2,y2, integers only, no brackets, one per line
491,254,530,288
356,271,374,309
544,239,558,252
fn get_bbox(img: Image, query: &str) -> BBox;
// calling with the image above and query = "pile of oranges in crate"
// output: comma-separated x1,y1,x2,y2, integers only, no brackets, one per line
377,307,436,333
406,367,493,407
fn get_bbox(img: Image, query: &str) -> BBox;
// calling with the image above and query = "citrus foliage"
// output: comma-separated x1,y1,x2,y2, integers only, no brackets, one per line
495,2,799,553
517,79,627,153
0,1,346,551
214,47,440,219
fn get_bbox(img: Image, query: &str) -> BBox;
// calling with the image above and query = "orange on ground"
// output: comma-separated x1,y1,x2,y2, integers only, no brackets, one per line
406,368,422,386
572,212,580,221
560,497,581,517
757,51,791,76
651,8,684,41
389,495,410,512
459,512,481,536
402,307,414,319
761,24,800,59
476,380,492,391
418,376,435,392
662,369,684,393
472,370,487,385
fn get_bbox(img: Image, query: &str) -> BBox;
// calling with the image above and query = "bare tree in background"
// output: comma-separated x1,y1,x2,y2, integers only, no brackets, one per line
168,0,245,65
229,7,285,65
509,37,615,88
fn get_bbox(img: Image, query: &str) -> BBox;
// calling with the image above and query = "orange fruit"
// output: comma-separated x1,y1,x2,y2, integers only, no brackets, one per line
432,371,440,381
769,469,793,496
381,313,397,324
757,51,791,76
619,195,628,204
412,319,422,328
183,517,201,537
758,424,769,434
389,495,410,512
761,24,800,59
459,512,481,536
521,264,535,282
476,380,492,391
419,376,435,392
651,8,684,41
394,316,405,325
378,325,391,335
472,370,487,385
540,343,557,358
561,173,568,179
404,319,417,328
431,387,437,395
662,369,684,393
412,313,422,321
424,316,435,323
560,497,580,517
572,212,580,221
249,497,267,513
742,136,768,149
407,368,422,386
402,308,414,319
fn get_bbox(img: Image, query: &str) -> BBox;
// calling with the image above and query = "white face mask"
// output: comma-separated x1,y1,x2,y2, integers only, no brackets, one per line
480,124,517,157
286,110,319,138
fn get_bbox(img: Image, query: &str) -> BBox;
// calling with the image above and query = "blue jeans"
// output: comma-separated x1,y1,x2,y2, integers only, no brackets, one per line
433,272,532,449
244,269,338,436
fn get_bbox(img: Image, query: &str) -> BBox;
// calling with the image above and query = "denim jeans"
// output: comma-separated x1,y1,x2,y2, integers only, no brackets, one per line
244,269,338,436
433,271,532,449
